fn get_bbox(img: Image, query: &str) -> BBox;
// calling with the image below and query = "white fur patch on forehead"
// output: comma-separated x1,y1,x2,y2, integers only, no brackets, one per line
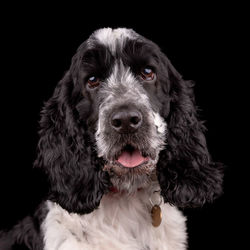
104,61,150,105
93,28,137,54
107,61,136,88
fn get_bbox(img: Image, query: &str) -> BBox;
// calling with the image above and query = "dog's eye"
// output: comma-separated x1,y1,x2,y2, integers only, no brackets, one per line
141,67,155,81
87,76,100,88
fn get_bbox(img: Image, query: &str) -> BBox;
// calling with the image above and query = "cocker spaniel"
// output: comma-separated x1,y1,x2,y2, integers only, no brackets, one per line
0,28,223,250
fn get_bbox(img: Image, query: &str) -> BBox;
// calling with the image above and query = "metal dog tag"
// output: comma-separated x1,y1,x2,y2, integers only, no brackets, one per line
151,204,162,227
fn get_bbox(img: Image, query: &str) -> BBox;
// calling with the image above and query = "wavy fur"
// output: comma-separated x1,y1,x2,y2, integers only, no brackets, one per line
157,57,224,207
34,70,111,214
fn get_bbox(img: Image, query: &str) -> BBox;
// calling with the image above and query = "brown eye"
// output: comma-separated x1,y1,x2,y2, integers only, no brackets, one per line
87,76,100,88
141,67,155,81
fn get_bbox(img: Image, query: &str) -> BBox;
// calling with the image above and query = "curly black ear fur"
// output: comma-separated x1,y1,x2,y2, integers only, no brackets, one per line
34,66,110,214
157,56,224,208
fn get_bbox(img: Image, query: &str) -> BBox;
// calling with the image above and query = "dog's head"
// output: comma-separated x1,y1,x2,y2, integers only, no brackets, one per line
35,28,223,214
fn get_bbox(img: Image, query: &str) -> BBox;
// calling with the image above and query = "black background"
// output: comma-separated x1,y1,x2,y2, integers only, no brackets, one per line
0,3,246,250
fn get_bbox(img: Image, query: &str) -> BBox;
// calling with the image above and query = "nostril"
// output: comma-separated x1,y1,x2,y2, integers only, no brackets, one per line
112,118,122,128
130,116,140,126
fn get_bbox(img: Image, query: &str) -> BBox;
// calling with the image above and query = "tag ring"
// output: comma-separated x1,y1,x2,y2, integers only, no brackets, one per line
149,190,163,207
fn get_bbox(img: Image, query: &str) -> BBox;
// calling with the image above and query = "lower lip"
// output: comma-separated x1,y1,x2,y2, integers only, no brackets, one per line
115,159,149,168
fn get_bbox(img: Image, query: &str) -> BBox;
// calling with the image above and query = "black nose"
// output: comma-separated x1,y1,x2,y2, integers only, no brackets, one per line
111,109,142,133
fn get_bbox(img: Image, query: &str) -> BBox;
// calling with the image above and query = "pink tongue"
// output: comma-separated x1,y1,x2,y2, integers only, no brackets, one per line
117,149,148,168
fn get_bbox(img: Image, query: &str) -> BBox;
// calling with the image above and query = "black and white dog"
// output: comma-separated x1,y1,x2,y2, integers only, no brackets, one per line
0,28,223,250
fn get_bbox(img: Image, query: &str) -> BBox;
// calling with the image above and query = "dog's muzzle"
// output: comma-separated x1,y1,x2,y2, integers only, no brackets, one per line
109,106,149,168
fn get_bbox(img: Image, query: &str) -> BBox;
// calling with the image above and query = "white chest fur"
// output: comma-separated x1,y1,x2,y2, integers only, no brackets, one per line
42,190,187,250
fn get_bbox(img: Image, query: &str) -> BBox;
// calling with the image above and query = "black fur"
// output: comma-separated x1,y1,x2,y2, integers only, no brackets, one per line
34,70,111,214
0,28,223,248
157,56,224,207
0,203,47,250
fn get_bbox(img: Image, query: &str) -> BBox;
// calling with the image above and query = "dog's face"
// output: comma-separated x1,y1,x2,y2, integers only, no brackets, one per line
75,28,168,191
35,28,223,214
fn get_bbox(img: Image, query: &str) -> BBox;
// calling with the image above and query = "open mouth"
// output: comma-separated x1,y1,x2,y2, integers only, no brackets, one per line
115,145,149,168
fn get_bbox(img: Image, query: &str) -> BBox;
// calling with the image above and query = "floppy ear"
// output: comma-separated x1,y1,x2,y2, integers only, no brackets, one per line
34,69,110,214
157,56,224,208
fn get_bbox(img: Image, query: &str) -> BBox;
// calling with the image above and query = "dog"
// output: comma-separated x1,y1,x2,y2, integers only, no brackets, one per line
0,28,223,250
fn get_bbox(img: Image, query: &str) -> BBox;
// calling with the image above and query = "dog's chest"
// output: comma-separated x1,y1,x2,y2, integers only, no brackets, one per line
42,193,187,250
